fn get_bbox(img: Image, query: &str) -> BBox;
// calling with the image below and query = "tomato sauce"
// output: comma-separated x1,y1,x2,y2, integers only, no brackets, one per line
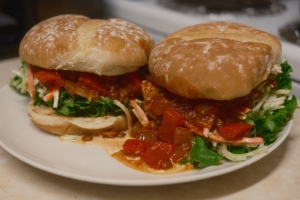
112,150,194,174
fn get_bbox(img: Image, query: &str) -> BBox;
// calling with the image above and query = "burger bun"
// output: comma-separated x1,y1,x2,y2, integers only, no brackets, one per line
27,100,127,136
148,21,282,100
20,14,155,76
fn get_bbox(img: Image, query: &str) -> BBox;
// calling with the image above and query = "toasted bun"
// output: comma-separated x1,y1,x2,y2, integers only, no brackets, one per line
149,21,282,100
27,100,127,135
19,14,155,76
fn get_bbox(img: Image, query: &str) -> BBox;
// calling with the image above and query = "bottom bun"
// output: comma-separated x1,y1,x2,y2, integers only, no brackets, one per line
27,100,128,135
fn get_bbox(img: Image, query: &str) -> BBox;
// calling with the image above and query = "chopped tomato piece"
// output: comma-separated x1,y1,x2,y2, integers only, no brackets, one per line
59,70,80,82
195,113,215,130
173,127,193,147
78,72,106,96
127,72,142,87
123,139,147,156
127,72,143,97
171,146,190,164
219,123,256,140
196,101,215,115
142,141,176,169
34,70,65,91
134,121,158,141
149,95,171,116
158,106,184,143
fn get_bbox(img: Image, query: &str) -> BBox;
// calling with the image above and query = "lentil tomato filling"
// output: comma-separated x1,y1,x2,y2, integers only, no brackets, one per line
31,65,145,103
123,80,261,170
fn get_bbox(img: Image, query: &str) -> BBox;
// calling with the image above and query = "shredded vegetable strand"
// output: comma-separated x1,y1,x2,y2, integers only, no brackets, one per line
60,135,81,142
275,89,291,95
221,145,268,161
130,100,149,126
113,99,132,133
252,93,270,112
43,91,55,102
53,90,60,108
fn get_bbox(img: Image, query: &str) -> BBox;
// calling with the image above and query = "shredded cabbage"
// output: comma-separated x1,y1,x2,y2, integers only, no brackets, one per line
9,62,29,94
113,99,132,133
221,144,268,161
53,90,60,108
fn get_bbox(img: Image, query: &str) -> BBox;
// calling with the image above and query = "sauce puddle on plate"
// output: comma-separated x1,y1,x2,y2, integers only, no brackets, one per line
61,134,194,174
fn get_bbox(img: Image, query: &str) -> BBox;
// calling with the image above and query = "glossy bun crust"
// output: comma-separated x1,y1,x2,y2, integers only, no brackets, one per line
20,14,155,76
148,21,282,100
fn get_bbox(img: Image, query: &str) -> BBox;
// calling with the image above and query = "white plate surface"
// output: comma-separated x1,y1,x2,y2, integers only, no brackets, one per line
0,85,293,186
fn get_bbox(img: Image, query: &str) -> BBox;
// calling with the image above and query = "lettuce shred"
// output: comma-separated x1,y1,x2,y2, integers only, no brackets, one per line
39,88,125,117
246,60,297,145
8,61,30,96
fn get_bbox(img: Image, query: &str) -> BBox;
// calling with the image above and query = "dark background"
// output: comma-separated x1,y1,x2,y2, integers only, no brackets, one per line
0,0,107,60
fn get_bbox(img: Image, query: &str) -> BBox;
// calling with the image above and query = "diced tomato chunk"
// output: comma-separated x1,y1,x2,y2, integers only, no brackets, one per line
171,146,190,164
127,72,142,87
219,123,256,140
34,70,65,91
196,101,215,114
173,127,193,146
195,113,215,130
123,139,147,156
150,95,171,116
142,141,176,169
133,121,158,141
127,72,143,97
158,106,184,143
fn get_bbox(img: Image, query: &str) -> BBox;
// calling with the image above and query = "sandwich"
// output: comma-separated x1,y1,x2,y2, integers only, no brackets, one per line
9,14,155,137
122,21,297,171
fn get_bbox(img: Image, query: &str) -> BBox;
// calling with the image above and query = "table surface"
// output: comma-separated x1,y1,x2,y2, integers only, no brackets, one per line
1,57,300,200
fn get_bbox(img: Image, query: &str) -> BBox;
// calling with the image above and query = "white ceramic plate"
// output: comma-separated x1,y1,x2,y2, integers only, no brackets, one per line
0,85,293,186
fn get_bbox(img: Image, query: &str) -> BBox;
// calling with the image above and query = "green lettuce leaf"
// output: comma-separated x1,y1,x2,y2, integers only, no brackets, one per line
246,95,297,145
276,60,293,90
186,136,223,168
38,88,125,117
